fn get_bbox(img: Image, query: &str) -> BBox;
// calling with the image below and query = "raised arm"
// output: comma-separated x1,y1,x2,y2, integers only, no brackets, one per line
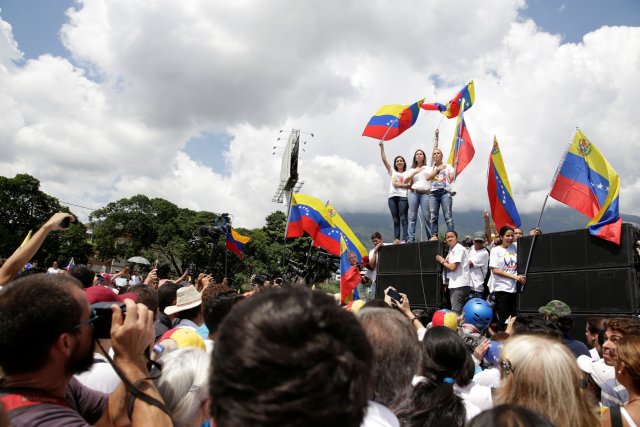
379,140,392,173
0,212,75,285
483,211,491,243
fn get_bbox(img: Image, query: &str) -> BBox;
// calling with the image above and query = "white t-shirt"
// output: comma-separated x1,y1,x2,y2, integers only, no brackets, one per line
454,381,493,411
429,164,455,192
47,267,60,274
488,244,518,293
468,246,490,292
388,170,408,198
75,353,121,393
408,166,431,191
360,401,399,427
445,243,469,289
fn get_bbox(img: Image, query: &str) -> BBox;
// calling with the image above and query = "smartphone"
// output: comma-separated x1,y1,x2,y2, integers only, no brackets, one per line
387,288,403,304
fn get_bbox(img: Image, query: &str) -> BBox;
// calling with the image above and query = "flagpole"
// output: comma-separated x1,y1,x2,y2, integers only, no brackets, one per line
523,129,577,278
451,99,466,185
378,116,401,144
485,138,492,214
430,116,444,167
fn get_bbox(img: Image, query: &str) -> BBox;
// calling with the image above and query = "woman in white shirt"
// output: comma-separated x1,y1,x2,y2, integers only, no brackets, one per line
379,140,410,242
488,226,526,326
404,149,431,242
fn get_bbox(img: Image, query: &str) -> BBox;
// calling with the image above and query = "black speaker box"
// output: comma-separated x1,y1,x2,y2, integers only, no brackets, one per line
376,272,441,307
517,223,639,274
519,267,639,314
377,241,443,274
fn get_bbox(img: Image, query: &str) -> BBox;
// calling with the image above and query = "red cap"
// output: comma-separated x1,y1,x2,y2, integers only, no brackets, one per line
85,286,137,304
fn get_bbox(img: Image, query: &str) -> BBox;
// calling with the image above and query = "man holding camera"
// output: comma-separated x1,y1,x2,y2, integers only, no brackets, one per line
0,273,172,427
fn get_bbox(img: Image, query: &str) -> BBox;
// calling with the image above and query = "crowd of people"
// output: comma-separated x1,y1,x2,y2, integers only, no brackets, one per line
0,210,637,427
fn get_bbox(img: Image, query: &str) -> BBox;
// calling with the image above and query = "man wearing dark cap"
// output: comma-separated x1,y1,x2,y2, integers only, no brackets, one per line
467,231,490,299
539,299,590,358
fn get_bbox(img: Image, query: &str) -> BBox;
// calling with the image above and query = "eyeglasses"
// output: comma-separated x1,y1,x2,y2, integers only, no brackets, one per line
68,308,98,332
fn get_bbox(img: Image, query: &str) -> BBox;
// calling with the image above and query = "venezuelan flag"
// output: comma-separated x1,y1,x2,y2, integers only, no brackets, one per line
550,130,621,244
421,80,475,119
339,234,362,304
487,137,521,231
226,228,251,259
447,99,475,176
362,98,424,141
286,194,338,253
66,257,75,271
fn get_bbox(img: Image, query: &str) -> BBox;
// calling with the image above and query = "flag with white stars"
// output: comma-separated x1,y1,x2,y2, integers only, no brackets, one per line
550,129,621,244
487,136,521,231
362,98,424,141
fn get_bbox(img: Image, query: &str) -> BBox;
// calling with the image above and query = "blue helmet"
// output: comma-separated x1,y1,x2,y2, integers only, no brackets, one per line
462,298,493,331
484,340,503,366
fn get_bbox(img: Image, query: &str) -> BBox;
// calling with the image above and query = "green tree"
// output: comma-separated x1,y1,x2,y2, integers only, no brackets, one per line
0,174,90,265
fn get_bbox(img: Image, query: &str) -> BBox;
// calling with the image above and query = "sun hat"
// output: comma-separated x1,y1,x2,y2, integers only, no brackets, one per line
164,285,202,316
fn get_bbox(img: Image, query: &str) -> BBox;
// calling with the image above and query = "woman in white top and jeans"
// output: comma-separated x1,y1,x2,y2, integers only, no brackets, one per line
379,140,410,242
404,149,431,242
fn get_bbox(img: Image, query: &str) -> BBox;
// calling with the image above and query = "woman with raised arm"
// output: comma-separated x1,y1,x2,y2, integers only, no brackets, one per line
379,140,410,242
404,148,432,242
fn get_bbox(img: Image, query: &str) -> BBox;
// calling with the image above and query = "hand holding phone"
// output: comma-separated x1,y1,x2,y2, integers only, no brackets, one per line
386,288,403,304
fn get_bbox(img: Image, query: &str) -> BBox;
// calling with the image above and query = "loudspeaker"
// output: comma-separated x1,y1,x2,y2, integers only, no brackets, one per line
519,267,639,314
378,241,443,274
376,272,441,307
517,223,640,274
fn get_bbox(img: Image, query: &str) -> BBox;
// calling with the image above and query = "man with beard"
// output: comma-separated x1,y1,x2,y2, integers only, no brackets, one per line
0,273,172,427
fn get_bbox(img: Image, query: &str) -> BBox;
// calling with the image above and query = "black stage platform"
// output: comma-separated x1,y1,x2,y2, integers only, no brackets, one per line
375,223,640,340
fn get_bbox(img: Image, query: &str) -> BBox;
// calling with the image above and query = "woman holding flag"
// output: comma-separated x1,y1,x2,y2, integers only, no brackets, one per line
426,148,455,239
378,140,410,242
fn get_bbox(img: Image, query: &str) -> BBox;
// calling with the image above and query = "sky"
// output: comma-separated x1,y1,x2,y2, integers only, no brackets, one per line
0,0,639,228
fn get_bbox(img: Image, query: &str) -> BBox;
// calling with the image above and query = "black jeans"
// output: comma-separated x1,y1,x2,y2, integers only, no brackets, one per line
494,291,518,328
388,196,408,241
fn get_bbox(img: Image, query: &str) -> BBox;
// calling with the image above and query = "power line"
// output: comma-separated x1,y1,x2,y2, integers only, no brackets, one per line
59,201,98,211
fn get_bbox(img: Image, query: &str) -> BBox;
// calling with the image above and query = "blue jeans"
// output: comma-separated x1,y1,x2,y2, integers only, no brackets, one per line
388,196,408,241
429,189,454,236
407,191,431,242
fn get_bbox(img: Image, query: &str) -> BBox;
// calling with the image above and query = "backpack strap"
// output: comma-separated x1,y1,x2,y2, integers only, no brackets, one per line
610,405,623,427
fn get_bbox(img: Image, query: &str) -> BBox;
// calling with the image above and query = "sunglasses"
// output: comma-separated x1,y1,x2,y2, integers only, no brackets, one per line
68,308,99,332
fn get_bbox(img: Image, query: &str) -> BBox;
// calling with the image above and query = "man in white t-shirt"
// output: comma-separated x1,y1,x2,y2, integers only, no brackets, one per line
436,231,470,314
47,261,60,274
467,232,490,299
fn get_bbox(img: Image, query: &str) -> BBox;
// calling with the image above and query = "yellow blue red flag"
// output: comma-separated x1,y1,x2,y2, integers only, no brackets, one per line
362,99,424,141
421,80,475,119
226,228,251,259
487,137,521,231
550,129,621,244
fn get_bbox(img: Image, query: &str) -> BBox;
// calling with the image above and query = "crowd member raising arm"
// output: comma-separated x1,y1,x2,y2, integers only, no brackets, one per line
0,212,75,286
379,140,410,242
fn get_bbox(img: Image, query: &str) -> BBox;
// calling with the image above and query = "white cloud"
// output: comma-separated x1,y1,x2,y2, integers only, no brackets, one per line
0,0,638,230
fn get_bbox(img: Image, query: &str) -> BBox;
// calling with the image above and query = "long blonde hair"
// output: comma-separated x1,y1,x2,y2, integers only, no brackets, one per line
495,335,599,427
